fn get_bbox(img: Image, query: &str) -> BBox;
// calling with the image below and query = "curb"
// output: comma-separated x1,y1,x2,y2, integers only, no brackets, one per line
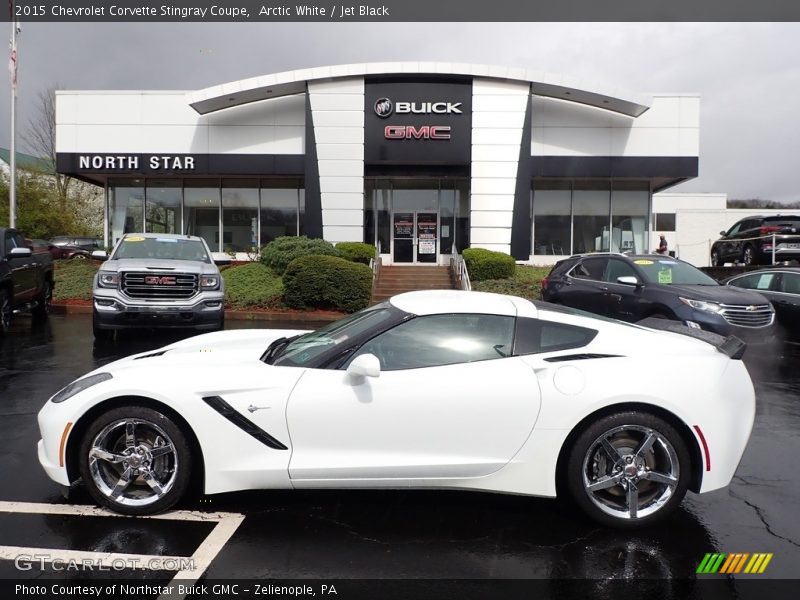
50,303,342,323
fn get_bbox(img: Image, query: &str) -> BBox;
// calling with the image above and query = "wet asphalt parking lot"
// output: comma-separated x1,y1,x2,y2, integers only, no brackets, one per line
0,313,798,596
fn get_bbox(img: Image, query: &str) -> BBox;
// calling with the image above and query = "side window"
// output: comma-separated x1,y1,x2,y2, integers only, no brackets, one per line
726,223,742,236
3,233,15,255
570,258,608,281
514,318,598,355
730,273,775,291
349,313,515,371
779,273,800,294
13,233,28,249
603,259,638,284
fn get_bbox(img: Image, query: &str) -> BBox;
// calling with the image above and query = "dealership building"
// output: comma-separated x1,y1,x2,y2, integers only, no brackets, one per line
55,62,701,264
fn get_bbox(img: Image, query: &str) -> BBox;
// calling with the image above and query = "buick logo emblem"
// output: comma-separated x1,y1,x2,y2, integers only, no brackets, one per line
374,97,393,118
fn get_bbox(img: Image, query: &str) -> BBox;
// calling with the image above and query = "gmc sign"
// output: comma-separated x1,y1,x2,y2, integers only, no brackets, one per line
384,125,452,140
144,276,177,285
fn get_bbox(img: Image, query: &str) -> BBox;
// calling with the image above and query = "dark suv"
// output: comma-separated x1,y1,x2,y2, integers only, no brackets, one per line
541,253,775,342
711,215,800,266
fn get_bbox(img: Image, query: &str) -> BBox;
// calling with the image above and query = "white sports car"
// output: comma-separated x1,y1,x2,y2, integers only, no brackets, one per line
37,291,755,527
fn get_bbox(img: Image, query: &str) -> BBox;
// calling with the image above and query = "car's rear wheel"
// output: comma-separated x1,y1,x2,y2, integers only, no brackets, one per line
566,411,690,528
78,405,192,515
710,249,720,267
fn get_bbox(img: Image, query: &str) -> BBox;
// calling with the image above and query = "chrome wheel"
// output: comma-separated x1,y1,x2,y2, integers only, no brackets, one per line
582,424,679,520
742,246,755,266
710,250,719,267
88,418,178,507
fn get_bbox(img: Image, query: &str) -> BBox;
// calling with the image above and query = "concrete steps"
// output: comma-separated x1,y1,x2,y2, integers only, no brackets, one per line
371,266,456,303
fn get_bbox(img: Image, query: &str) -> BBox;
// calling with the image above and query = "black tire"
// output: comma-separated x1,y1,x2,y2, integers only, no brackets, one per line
710,249,720,267
742,245,756,266
565,411,690,528
31,279,53,320
92,310,115,343
0,288,12,335
78,405,192,515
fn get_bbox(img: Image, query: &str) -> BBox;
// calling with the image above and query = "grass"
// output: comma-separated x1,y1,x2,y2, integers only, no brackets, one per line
221,262,284,309
53,260,99,301
471,265,551,301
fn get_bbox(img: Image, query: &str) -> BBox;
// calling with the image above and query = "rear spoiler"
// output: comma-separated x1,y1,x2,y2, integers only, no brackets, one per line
636,317,746,360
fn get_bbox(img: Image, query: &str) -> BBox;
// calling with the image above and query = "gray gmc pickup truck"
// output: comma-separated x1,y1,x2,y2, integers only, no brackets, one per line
0,227,54,335
92,233,225,341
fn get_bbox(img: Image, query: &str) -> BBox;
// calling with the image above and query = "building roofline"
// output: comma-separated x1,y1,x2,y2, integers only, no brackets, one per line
185,62,653,118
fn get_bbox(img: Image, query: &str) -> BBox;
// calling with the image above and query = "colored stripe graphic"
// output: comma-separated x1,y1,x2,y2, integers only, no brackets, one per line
699,553,774,574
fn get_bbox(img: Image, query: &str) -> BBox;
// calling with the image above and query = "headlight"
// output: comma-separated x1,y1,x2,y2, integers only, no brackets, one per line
51,373,113,404
98,272,119,287
679,297,723,314
200,276,219,288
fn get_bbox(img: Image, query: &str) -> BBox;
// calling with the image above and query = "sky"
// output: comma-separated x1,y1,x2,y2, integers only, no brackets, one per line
2,21,799,202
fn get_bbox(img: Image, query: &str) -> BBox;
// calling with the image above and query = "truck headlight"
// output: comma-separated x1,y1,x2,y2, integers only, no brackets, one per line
200,276,219,288
679,297,724,314
98,272,119,287
51,373,113,404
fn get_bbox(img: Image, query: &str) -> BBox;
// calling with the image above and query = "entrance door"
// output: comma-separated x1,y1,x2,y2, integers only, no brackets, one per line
392,212,438,264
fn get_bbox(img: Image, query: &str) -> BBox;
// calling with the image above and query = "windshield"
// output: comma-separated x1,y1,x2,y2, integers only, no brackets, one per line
633,258,717,285
271,304,400,367
112,237,210,263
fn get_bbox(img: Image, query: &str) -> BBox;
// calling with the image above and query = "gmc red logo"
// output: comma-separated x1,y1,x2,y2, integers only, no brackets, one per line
144,276,177,285
384,125,451,140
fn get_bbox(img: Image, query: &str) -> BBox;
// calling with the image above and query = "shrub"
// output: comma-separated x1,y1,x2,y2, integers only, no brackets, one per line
472,279,540,302
259,236,339,275
283,255,373,312
335,242,376,265
53,260,99,301
222,263,283,309
462,248,516,281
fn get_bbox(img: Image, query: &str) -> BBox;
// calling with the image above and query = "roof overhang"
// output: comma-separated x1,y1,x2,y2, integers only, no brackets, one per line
187,62,652,118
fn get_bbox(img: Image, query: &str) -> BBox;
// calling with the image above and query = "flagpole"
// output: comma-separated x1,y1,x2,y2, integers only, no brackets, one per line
9,4,17,228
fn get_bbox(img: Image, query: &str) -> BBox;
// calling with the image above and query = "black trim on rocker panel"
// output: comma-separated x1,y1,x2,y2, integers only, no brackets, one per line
202,395,289,450
304,88,324,239
511,96,533,261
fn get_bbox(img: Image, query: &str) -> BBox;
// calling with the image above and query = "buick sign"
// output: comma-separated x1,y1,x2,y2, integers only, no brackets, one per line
374,98,393,118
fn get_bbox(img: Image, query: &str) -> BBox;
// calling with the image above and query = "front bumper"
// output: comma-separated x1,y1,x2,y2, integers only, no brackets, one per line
673,306,776,345
93,290,224,330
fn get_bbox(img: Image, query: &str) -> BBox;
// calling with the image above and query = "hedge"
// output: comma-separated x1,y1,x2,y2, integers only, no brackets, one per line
221,262,283,309
283,254,373,312
462,248,516,281
53,260,99,301
335,242,376,265
259,236,339,275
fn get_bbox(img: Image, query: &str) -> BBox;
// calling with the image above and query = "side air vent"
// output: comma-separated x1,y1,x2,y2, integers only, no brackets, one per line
544,353,622,363
202,395,288,450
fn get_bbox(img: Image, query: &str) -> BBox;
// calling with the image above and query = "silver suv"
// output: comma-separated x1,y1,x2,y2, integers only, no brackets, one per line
92,233,224,341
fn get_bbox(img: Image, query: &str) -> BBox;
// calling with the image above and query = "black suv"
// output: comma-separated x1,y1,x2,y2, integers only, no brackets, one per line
541,253,775,342
711,215,800,266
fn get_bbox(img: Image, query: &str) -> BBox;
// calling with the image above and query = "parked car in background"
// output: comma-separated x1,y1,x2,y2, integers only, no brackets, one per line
38,290,755,527
725,268,800,344
50,236,102,252
711,215,800,266
91,233,224,341
0,228,54,335
541,253,775,344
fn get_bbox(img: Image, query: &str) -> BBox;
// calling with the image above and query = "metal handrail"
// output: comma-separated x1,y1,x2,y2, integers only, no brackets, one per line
450,248,471,291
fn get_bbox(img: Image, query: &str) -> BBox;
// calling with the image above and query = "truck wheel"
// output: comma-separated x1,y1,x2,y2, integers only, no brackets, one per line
0,289,11,335
32,279,53,320
93,310,115,343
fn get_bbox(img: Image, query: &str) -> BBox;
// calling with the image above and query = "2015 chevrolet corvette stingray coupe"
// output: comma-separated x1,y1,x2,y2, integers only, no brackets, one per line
37,291,755,527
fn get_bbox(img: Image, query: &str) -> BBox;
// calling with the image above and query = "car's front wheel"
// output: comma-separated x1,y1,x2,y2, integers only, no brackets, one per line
78,405,192,515
566,411,690,528
742,245,756,266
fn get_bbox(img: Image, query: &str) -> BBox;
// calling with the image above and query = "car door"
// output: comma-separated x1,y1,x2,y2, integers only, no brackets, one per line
286,313,542,482
718,222,742,262
3,232,34,301
560,257,609,315
773,272,800,338
601,258,646,321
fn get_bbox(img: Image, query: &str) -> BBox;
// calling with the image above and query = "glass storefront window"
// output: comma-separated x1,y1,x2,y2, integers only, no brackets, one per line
533,181,571,255
261,179,301,245
572,181,611,254
145,180,181,234
611,181,650,254
184,179,221,252
109,178,144,245
439,185,455,255
455,180,470,253
222,179,259,253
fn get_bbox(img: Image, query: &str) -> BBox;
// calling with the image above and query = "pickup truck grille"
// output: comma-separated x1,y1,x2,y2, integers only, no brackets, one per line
719,303,774,328
121,272,198,300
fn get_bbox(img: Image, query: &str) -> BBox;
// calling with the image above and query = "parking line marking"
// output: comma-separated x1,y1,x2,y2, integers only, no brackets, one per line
0,545,187,570
0,500,246,599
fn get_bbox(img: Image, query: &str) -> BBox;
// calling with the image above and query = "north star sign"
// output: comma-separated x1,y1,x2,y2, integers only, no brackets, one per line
78,155,197,170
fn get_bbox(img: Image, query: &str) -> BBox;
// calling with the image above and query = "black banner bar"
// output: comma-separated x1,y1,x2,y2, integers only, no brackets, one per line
5,0,800,22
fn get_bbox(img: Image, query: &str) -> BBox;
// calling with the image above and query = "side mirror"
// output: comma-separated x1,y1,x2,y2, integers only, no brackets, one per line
91,250,108,260
617,275,641,286
9,247,32,258
211,252,232,266
719,230,727,236
346,353,381,379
